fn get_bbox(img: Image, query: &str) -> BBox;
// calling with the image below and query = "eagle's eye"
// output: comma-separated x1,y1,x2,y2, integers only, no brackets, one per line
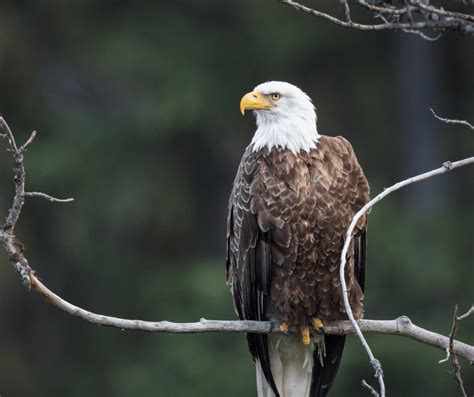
270,93,281,101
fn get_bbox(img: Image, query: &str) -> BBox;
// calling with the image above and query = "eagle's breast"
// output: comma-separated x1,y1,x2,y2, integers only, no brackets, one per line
244,136,368,326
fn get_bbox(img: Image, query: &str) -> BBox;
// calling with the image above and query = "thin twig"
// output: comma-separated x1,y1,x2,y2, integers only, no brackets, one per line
444,306,468,397
24,192,75,203
341,0,352,22
438,347,451,364
356,1,411,16
1,118,27,238
430,108,474,130
457,305,474,321
362,380,380,397
447,307,458,357
402,29,443,42
0,117,19,152
20,130,37,152
339,156,474,397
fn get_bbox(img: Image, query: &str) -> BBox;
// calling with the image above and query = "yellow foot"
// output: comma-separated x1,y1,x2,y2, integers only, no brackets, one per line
301,326,311,345
312,318,324,332
279,322,289,334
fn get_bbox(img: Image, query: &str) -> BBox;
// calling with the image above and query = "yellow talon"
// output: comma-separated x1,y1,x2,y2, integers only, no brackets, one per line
279,322,289,333
301,327,311,345
312,318,324,332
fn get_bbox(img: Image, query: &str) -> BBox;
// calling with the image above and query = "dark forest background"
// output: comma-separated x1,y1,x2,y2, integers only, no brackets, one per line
0,1,473,396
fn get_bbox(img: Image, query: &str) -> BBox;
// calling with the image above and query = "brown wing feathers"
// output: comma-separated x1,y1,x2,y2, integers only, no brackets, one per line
226,148,280,395
226,136,370,397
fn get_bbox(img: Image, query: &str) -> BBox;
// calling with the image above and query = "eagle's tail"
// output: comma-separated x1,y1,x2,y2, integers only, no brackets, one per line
255,334,345,397
310,335,346,397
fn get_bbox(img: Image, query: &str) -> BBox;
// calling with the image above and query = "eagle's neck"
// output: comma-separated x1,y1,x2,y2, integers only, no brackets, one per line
251,110,319,155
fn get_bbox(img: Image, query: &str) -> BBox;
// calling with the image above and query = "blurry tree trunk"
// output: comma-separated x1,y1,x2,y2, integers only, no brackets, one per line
397,36,447,211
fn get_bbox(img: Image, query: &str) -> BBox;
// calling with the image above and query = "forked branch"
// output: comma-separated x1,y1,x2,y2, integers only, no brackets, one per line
280,0,474,40
0,117,473,396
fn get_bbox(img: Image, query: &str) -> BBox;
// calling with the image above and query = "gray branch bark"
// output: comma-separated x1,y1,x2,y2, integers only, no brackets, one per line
280,0,474,40
22,274,474,363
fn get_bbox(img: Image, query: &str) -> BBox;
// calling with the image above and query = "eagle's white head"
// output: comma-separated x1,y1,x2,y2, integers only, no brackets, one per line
240,81,319,154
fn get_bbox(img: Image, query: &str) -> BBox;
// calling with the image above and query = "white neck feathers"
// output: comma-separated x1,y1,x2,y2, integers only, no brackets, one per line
251,110,319,155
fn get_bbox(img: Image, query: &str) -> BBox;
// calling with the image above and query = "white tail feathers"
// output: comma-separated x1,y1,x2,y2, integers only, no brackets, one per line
256,335,316,397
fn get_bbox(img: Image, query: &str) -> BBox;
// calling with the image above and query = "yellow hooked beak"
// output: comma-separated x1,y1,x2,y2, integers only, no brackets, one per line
240,91,276,115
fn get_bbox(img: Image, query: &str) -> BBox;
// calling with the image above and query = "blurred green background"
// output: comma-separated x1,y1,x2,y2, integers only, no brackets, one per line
0,1,472,396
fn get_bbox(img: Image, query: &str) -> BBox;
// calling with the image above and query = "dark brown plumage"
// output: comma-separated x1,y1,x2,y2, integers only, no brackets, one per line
226,135,370,396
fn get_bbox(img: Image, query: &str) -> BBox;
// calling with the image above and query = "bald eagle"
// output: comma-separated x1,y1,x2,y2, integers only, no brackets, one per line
226,82,370,397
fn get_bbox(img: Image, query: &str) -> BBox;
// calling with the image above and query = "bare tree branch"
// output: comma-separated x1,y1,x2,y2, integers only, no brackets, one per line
356,1,411,16
410,1,474,23
17,275,474,362
443,306,468,397
457,305,474,321
1,117,473,397
341,0,352,22
430,108,474,130
339,156,474,396
20,130,37,152
402,28,443,42
279,0,474,40
0,118,35,288
1,118,26,231
362,379,380,397
24,192,75,203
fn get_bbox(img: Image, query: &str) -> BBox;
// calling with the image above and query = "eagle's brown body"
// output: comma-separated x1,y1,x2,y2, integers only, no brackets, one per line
226,135,370,396
227,135,369,326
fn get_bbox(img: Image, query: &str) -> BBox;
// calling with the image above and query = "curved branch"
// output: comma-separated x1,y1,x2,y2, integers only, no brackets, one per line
356,1,412,16
339,156,474,396
430,108,474,130
24,192,75,203
26,274,474,362
458,305,474,321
